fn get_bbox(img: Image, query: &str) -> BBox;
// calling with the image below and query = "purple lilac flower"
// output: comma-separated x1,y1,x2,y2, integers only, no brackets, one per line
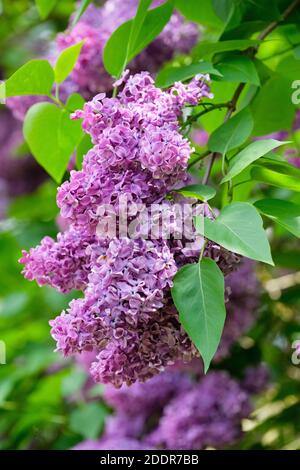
104,369,193,417
242,364,271,394
20,228,101,293
57,0,199,97
191,128,209,147
57,72,211,232
146,371,252,450
286,148,300,169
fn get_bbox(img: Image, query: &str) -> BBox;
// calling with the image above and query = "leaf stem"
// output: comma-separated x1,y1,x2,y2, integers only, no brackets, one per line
50,94,65,109
199,239,208,261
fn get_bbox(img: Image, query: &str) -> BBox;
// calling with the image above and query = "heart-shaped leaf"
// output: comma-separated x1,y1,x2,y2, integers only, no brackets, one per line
0,60,54,98
23,102,79,183
194,202,273,265
35,0,57,19
216,55,260,85
54,42,84,84
103,1,173,78
172,258,226,373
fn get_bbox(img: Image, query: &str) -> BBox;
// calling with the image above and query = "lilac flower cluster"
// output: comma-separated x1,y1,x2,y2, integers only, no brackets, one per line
8,0,199,121
57,72,211,234
56,0,199,97
242,364,271,395
147,371,251,449
75,366,256,450
20,72,241,387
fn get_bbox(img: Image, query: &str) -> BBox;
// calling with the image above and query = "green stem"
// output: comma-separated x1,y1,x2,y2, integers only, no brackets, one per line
199,239,208,261
112,86,118,98
187,150,210,169
50,94,65,109
182,102,230,129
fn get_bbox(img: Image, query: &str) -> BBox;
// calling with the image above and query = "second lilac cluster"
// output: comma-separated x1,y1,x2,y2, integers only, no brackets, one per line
7,0,199,121
74,364,268,450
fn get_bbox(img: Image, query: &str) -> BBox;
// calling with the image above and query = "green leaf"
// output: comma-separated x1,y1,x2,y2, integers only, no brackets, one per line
208,107,253,155
23,103,69,183
212,0,234,22
194,202,273,265
35,0,57,19
59,94,84,168
59,108,83,158
76,133,93,169
193,39,260,60
251,75,295,135
0,60,54,98
256,156,300,178
103,1,173,78
155,61,222,88
54,42,84,84
174,0,223,28
254,199,300,238
216,55,260,85
72,0,92,26
221,139,288,183
128,0,153,55
69,403,108,439
103,22,131,78
62,368,87,397
65,92,85,113
176,184,216,201
251,166,300,192
125,1,174,64
171,258,226,373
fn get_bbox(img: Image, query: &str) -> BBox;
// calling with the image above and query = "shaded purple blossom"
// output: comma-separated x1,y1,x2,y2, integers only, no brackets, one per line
0,108,46,199
242,364,271,394
104,369,192,417
146,371,252,450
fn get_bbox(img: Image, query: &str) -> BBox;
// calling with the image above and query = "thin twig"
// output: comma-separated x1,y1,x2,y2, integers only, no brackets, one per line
182,102,230,128
187,150,210,169
258,0,300,42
